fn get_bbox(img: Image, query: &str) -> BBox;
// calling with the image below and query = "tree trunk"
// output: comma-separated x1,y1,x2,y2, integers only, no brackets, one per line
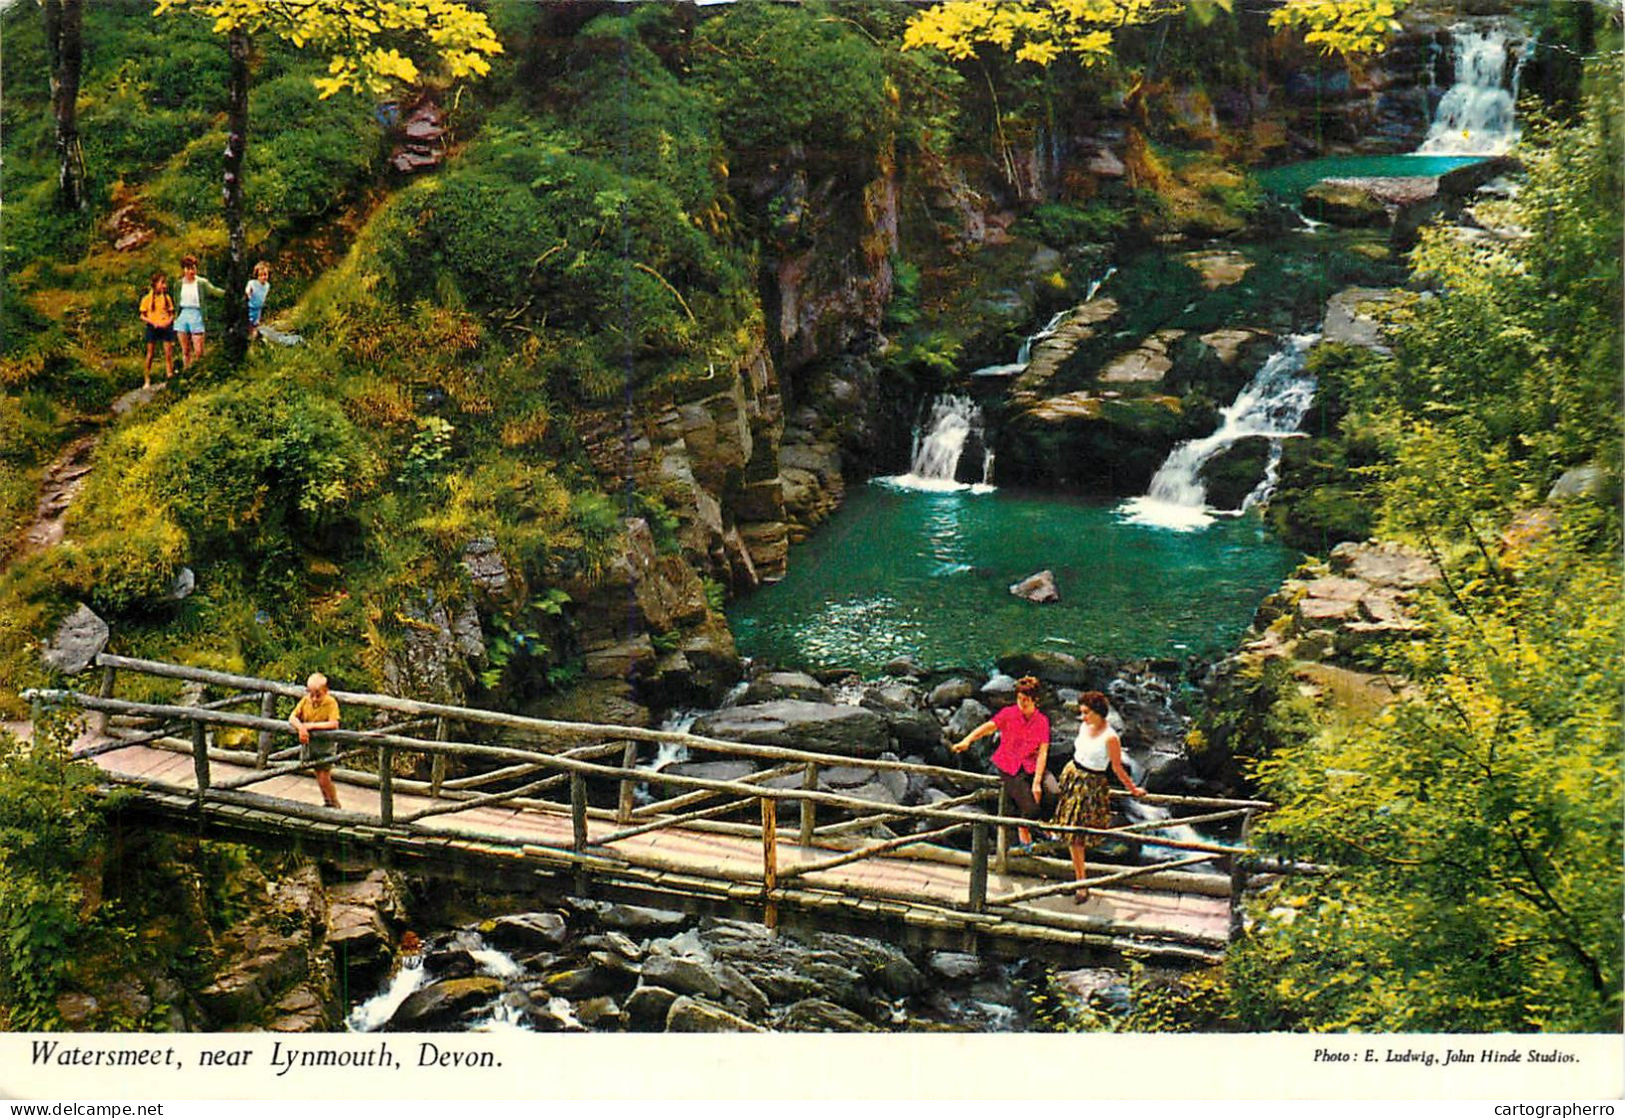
44,0,86,212
223,26,251,363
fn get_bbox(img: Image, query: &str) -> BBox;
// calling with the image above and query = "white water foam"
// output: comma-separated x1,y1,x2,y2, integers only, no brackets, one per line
346,961,429,1032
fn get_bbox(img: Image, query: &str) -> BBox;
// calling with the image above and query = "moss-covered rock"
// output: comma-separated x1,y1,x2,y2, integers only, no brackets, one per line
1199,436,1272,510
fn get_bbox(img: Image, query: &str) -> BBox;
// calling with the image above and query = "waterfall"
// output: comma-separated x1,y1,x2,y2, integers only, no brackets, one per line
1120,335,1319,531
346,960,429,1032
1123,800,1222,871
882,395,995,493
971,267,1118,379
1016,309,1072,366
1418,24,1525,156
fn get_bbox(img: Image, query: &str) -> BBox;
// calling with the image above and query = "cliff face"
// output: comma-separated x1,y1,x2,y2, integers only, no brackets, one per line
556,134,907,710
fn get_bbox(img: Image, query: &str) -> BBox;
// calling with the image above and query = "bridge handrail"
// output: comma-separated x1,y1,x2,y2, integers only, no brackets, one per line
88,653,1001,792
27,687,1260,856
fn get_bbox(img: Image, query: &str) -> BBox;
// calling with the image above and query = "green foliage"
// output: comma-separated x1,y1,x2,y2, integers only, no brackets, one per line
51,373,375,612
1015,201,1126,247
693,1,899,158
884,257,923,328
548,18,726,217
336,116,754,401
398,416,456,489
1220,59,1624,1034
0,713,112,1029
1324,64,1624,542
1234,515,1622,1031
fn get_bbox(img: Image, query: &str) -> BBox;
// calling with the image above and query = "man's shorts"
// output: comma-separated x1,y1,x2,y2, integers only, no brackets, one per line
247,304,263,326
144,322,176,343
175,306,205,334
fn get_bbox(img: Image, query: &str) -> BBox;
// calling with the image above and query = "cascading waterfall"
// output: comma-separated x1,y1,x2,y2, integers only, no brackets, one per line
1418,23,1525,156
883,395,994,493
971,267,1118,379
1120,334,1319,531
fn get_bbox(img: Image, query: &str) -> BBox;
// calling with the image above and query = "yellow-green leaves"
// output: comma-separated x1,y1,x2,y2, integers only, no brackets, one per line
1268,0,1408,58
902,0,1184,67
903,0,1402,66
154,0,501,98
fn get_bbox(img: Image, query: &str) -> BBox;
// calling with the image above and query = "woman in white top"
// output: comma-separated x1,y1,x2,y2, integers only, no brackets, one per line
1052,690,1144,903
174,253,225,369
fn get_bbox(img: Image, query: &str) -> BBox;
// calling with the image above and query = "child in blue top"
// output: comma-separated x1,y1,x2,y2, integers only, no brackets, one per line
245,260,271,341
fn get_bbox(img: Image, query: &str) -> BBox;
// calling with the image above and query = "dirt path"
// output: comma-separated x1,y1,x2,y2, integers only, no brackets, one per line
8,383,167,569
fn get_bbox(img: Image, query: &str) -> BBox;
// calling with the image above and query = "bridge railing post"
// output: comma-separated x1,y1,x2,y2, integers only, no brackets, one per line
191,721,209,806
994,786,1011,875
93,665,117,737
430,717,448,797
969,821,989,913
798,763,816,849
255,691,276,769
760,795,779,931
570,773,588,853
616,740,638,824
1228,808,1255,940
378,743,394,826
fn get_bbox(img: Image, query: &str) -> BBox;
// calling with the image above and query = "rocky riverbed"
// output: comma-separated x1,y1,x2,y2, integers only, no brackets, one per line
348,898,1127,1034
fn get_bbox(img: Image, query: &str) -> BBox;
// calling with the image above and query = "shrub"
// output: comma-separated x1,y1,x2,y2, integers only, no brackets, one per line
1016,202,1126,247
693,1,898,160
58,374,377,608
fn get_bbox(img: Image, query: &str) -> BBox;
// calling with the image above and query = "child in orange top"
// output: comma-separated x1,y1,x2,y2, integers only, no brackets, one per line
138,273,176,389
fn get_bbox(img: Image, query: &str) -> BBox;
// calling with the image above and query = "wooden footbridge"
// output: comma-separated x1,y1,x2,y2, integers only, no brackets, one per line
23,655,1302,966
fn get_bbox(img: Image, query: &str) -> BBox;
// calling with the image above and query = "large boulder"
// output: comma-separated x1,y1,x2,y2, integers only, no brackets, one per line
324,871,403,994
377,593,485,702
779,998,878,1032
858,685,942,752
482,912,569,952
384,977,504,1031
740,671,829,705
1322,287,1402,350
573,901,689,935
1199,436,1272,510
1009,570,1060,604
945,699,992,741
641,953,723,1000
692,701,890,759
1327,539,1440,589
665,995,765,1033
926,678,977,709
41,604,109,675
1303,180,1391,227
996,652,1093,689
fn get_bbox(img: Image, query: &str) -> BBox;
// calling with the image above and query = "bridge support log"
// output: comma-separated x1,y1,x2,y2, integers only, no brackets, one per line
191,722,209,806
255,691,276,768
379,744,394,826
616,740,638,824
1228,855,1248,941
430,717,448,797
969,822,990,913
995,786,1011,875
570,773,588,853
93,666,117,736
760,796,778,931
799,763,816,849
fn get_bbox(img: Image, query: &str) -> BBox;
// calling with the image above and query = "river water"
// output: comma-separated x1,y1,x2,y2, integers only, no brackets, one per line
728,482,1296,672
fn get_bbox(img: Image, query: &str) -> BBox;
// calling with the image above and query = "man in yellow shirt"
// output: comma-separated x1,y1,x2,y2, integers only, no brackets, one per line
289,673,342,808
